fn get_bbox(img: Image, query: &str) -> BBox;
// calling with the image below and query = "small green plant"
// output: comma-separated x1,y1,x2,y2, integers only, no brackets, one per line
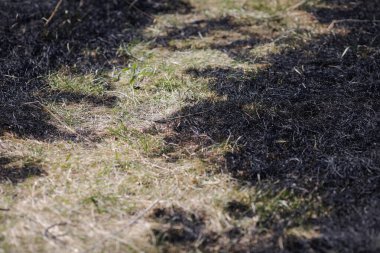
82,194,120,214
122,63,156,87
153,76,181,92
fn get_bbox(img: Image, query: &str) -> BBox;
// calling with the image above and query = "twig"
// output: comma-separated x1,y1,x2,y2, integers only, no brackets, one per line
126,0,155,20
154,109,214,123
45,0,63,26
328,19,380,30
23,101,90,141
139,158,172,172
0,208,10,211
286,0,308,11
44,222,68,241
39,104,78,135
128,0,139,9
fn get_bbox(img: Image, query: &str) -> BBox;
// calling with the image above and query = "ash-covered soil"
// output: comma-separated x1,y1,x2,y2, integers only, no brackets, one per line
0,0,191,139
157,0,380,251
1,0,379,252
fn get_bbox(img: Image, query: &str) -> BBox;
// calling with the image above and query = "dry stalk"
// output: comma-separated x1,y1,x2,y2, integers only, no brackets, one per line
45,0,64,26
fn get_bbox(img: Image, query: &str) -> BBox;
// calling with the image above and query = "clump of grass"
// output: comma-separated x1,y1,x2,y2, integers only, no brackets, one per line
217,184,326,229
44,103,87,128
119,62,183,93
82,194,120,214
121,62,156,88
47,72,109,96
253,187,327,228
108,124,168,156
152,76,181,92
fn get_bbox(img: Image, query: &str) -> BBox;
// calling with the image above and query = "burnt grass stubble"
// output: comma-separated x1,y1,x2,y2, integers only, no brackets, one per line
0,0,192,140
0,0,192,186
0,0,379,252
154,1,380,252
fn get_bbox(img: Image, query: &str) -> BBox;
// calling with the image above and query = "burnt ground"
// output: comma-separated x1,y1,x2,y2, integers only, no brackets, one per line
154,0,380,252
0,0,192,140
0,0,379,252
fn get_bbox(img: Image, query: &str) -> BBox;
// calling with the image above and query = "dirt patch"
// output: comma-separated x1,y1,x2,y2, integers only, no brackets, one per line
150,205,205,245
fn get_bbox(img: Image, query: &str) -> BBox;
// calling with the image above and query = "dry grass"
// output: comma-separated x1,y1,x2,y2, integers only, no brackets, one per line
1,0,379,252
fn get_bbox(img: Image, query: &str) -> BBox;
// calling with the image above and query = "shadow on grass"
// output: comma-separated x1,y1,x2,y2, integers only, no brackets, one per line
0,156,46,184
156,0,380,251
0,0,193,140
153,15,270,63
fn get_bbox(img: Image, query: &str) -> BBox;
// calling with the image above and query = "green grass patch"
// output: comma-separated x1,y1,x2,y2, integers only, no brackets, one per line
108,124,168,156
254,187,327,228
220,185,327,229
47,72,109,96
82,193,122,214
